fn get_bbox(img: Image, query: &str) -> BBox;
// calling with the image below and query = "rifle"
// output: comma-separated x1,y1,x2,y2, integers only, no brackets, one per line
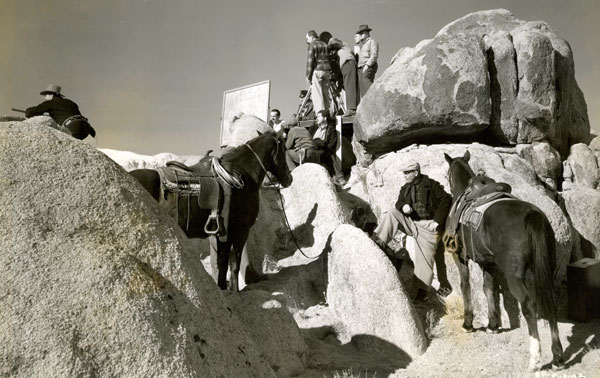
11,108,26,113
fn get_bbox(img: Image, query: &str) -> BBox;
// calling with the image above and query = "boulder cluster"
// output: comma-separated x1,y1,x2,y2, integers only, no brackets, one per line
1,9,599,378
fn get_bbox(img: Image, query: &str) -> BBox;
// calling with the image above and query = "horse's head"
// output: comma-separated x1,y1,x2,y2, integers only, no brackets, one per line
268,133,293,187
251,131,293,188
444,150,475,198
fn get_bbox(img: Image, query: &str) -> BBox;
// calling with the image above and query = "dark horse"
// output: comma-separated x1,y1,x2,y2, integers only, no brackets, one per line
443,151,564,372
130,132,292,291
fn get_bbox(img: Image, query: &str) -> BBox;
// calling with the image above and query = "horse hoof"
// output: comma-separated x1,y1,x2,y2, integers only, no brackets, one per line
461,324,475,333
485,326,499,334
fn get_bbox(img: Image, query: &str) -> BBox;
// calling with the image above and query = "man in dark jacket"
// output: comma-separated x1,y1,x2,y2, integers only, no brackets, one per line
309,110,345,186
26,84,95,140
371,162,451,300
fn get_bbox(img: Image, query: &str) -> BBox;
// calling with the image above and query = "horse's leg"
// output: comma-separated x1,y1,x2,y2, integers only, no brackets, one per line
452,253,474,332
209,236,230,290
506,277,542,372
482,268,500,333
229,227,251,292
549,315,565,370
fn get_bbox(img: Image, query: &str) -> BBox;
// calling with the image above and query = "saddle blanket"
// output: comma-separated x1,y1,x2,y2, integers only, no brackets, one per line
460,197,518,230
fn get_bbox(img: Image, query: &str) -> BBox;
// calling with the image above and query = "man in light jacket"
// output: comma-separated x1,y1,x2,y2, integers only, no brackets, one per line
355,24,379,98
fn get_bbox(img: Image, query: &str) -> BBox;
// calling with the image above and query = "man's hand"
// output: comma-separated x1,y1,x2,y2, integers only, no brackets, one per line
431,220,439,231
402,204,412,215
362,65,369,74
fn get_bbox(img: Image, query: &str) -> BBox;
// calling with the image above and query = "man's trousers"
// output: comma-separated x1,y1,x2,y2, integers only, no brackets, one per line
311,70,331,115
374,208,441,287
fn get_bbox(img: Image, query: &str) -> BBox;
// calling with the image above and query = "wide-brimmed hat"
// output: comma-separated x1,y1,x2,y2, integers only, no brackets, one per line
356,24,372,34
40,84,62,96
402,162,420,172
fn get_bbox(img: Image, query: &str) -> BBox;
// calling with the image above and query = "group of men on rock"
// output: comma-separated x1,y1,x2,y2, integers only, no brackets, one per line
268,24,379,187
306,24,379,118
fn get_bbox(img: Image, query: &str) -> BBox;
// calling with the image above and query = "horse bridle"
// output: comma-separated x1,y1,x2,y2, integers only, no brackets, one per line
244,135,283,182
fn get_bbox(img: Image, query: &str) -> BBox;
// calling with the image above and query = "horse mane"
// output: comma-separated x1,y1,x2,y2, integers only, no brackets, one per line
220,132,276,163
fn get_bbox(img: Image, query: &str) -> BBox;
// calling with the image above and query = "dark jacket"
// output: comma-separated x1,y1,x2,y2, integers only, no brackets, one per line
395,174,451,230
309,123,337,154
25,96,95,139
25,96,82,124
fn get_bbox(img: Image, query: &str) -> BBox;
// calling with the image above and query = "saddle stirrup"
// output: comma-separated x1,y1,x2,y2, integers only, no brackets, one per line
204,210,221,235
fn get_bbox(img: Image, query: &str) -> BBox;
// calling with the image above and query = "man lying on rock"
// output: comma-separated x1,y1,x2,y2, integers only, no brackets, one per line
370,162,451,302
25,83,96,140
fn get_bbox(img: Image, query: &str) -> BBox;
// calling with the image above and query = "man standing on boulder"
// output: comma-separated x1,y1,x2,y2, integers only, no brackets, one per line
328,37,359,116
370,162,451,301
355,24,379,98
305,30,332,116
25,84,96,140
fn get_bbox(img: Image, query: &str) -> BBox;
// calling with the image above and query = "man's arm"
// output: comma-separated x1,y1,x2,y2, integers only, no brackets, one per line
394,185,409,212
285,128,296,150
325,126,337,153
306,44,315,82
366,39,379,67
25,101,51,118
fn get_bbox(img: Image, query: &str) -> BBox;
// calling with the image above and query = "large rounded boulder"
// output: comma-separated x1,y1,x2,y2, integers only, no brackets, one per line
0,120,275,378
354,9,589,164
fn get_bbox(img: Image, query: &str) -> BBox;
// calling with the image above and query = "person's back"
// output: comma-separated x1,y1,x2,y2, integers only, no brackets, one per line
286,126,316,151
26,96,81,125
25,84,95,140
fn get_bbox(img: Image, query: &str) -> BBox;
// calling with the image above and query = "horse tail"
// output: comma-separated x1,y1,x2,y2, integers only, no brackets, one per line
524,210,557,322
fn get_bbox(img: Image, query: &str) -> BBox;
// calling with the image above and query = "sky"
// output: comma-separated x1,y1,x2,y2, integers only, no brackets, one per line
1,0,598,155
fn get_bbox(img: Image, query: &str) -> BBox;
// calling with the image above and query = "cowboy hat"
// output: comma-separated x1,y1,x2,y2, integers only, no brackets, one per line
40,84,62,96
356,24,372,34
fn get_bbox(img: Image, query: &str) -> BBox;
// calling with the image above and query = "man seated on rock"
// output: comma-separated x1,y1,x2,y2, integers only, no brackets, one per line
370,162,451,302
25,84,96,140
284,123,320,172
309,110,345,186
268,108,288,139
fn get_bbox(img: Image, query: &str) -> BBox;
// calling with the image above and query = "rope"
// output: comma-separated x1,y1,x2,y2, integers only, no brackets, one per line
211,157,244,189
275,187,322,260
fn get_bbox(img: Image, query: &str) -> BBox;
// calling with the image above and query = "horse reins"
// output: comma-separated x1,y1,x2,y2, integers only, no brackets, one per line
245,139,321,260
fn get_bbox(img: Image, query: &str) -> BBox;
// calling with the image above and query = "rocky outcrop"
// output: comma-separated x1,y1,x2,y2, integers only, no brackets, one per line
354,9,589,164
328,225,427,359
247,163,351,275
565,143,600,189
516,142,562,190
24,115,71,135
561,189,600,259
223,113,272,148
227,290,308,377
0,120,275,378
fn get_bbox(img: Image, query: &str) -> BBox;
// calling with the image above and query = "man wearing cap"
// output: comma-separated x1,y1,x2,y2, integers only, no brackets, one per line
305,30,332,116
25,84,95,140
355,24,379,98
328,37,358,116
371,162,451,301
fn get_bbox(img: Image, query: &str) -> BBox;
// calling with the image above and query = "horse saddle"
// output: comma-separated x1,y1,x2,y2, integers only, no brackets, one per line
443,175,514,253
156,159,232,241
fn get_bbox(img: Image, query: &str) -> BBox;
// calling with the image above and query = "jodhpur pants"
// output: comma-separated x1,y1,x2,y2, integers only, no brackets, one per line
374,208,441,287
358,62,378,98
311,69,331,115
